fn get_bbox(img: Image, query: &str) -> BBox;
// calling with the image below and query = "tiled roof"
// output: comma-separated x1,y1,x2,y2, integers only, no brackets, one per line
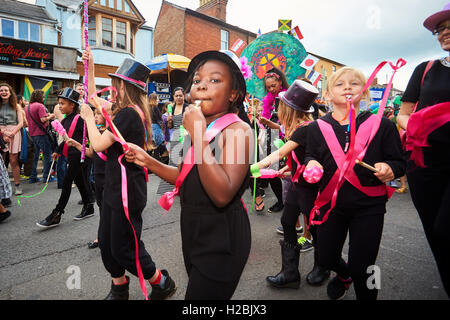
0,0,57,23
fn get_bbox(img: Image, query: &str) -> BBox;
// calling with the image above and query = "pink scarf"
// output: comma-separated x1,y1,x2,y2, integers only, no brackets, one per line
262,88,286,119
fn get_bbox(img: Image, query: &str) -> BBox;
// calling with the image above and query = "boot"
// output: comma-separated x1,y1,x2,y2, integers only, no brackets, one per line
74,203,95,221
36,209,63,229
306,248,330,286
266,240,301,289
104,276,130,300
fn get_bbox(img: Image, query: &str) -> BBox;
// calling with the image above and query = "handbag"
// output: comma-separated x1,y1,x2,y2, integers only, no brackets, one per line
27,105,58,152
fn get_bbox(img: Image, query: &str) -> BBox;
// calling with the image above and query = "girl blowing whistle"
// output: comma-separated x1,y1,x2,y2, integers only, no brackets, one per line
125,50,254,300
79,49,176,300
305,67,406,300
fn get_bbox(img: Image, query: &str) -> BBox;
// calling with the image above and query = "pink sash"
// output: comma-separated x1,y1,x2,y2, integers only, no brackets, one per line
406,102,450,168
62,114,80,158
159,113,243,212
309,116,394,226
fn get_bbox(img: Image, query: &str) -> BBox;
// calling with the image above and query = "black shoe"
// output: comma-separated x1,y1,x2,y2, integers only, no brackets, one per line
74,204,94,221
307,248,330,286
88,240,99,249
266,240,301,289
327,275,352,300
268,202,284,213
300,239,314,253
1,198,12,208
105,276,130,300
0,210,11,223
149,270,177,300
36,210,63,229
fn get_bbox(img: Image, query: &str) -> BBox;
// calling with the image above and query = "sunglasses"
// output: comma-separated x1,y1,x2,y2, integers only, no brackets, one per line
433,23,450,36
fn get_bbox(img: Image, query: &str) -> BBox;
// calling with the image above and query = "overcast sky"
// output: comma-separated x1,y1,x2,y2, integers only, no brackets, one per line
132,0,448,91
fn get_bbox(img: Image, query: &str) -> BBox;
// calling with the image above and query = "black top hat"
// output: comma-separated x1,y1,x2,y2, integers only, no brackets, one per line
58,88,80,106
279,80,319,113
187,50,247,106
109,58,150,93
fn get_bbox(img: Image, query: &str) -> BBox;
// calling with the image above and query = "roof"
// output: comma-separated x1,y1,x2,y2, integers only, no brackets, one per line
0,0,57,24
161,1,256,38
52,0,83,8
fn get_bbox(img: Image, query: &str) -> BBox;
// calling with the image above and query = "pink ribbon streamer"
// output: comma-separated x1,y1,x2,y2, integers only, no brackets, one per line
81,0,89,162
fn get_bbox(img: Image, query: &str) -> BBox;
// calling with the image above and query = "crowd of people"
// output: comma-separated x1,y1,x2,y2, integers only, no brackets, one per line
0,3,449,301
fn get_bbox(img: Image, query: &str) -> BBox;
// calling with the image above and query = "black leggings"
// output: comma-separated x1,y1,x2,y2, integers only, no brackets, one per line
407,168,450,297
317,208,384,300
282,184,318,245
55,156,92,212
98,200,156,279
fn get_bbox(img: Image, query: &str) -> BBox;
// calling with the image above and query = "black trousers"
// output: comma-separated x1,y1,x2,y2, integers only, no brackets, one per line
98,200,156,279
282,183,318,245
407,168,450,297
55,155,92,212
317,208,385,300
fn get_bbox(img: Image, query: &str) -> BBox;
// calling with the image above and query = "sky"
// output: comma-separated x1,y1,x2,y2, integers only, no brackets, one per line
132,0,449,91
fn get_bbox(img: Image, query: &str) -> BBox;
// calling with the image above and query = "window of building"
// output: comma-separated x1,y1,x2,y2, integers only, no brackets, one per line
332,65,336,72
108,0,114,9
116,21,126,50
117,0,122,11
220,30,228,50
124,1,130,13
88,16,97,46
1,19,14,38
102,17,113,47
30,23,40,42
18,21,28,40
100,0,106,6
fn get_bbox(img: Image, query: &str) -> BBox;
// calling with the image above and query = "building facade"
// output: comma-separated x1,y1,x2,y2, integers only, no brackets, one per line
0,0,153,109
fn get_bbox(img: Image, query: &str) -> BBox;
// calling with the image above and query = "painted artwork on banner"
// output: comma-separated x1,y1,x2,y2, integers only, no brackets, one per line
241,32,308,99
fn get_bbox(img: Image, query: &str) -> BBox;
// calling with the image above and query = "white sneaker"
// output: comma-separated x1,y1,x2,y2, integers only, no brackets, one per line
15,186,23,196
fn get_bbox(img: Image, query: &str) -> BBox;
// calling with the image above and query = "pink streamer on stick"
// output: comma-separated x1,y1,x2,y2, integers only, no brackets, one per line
81,0,89,163
51,120,68,141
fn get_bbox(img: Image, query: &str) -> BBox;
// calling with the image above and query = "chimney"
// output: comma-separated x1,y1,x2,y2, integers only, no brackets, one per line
197,0,228,22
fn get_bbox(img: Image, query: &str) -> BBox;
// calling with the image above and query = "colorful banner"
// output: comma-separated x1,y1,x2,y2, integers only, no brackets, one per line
300,54,319,71
289,26,304,41
23,76,53,103
241,32,308,99
278,19,292,32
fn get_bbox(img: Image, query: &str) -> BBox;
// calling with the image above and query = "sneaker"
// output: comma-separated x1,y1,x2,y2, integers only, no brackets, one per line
268,202,284,213
36,210,62,229
327,275,352,300
0,211,11,223
1,198,12,208
28,178,41,184
276,226,304,235
14,186,23,196
149,270,177,300
74,204,94,221
300,239,313,253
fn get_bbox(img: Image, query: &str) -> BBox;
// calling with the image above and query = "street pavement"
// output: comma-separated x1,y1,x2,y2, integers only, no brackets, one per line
0,174,448,301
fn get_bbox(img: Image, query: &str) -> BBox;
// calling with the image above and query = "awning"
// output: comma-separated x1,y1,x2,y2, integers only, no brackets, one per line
0,65,80,80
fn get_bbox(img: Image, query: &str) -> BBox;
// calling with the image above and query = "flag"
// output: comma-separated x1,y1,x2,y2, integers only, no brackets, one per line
230,39,246,54
24,76,53,103
278,19,292,32
300,54,320,71
307,70,323,86
257,28,262,38
289,26,304,41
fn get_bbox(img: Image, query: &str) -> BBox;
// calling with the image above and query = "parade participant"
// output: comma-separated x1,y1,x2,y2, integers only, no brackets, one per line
66,107,107,249
255,80,329,288
0,83,24,195
260,68,289,213
25,89,56,184
36,88,94,228
396,2,450,297
80,52,176,300
305,67,406,300
167,87,188,143
0,154,12,223
125,50,253,300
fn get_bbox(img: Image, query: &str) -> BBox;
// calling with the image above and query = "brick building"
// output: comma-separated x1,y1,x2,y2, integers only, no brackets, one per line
154,0,257,59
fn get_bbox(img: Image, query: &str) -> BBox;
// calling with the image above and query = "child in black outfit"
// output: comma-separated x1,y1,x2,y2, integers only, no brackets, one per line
125,50,254,300
305,67,406,300
36,88,94,228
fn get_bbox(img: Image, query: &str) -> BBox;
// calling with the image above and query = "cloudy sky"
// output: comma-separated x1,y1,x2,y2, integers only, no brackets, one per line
132,0,448,91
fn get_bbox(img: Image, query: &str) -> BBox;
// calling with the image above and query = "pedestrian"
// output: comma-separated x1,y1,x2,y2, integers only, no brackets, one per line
0,83,24,196
256,79,330,289
36,88,95,229
167,87,188,162
396,2,450,298
148,93,168,164
260,68,289,213
80,51,176,300
53,91,67,189
125,50,253,300
305,67,406,300
25,89,56,184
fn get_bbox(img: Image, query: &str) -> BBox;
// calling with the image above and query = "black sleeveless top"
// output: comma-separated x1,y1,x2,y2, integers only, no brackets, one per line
179,135,251,283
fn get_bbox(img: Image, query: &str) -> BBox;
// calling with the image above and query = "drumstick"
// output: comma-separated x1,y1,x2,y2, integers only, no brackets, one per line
355,160,379,173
